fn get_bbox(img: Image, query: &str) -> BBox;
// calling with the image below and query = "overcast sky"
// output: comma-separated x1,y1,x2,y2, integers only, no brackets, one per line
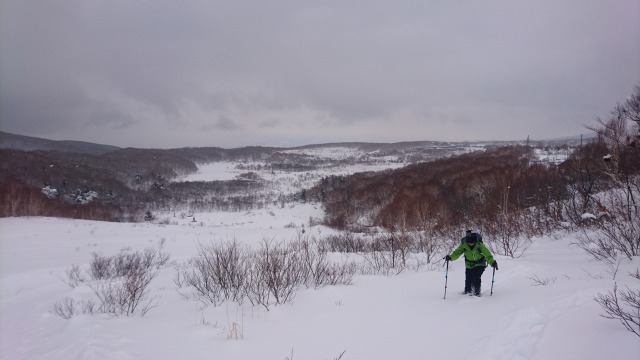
1,1,639,149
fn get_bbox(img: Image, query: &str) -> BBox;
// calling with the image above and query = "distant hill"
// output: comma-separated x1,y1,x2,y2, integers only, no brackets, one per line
0,128,599,222
0,131,120,155
0,130,594,158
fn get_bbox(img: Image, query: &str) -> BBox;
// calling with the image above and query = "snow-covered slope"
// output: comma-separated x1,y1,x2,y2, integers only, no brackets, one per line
1,212,638,360
1,156,638,360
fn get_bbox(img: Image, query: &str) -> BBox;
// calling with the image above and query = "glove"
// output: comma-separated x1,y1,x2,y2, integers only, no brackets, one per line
492,261,498,270
444,255,451,261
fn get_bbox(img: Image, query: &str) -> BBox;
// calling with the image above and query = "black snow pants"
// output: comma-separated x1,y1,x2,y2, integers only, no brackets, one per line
464,266,486,295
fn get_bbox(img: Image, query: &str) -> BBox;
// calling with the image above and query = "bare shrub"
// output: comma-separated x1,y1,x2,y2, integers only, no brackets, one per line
360,251,404,276
211,241,249,302
80,299,97,315
90,252,113,280
176,240,250,306
415,229,443,264
53,297,78,319
144,244,172,269
483,212,532,258
64,264,87,288
382,230,414,269
575,186,640,263
256,238,305,306
89,245,171,281
228,321,243,340
172,262,189,289
57,246,169,318
177,255,226,306
527,274,557,286
322,232,369,253
112,250,144,277
178,235,357,310
52,297,96,319
243,257,272,310
91,267,159,316
178,241,256,307
319,262,358,286
595,282,640,338
298,237,328,289
297,236,357,288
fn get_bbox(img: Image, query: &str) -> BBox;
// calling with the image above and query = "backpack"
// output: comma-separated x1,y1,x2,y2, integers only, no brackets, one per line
461,230,483,244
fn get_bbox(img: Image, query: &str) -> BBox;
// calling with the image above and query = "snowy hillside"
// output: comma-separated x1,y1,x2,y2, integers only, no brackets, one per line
1,214,638,360
1,153,639,360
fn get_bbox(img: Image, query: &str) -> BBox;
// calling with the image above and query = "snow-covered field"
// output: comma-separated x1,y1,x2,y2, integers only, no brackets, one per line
1,159,639,360
2,215,638,360
182,160,404,195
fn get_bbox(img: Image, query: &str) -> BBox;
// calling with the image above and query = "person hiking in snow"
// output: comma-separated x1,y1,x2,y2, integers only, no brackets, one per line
444,230,498,296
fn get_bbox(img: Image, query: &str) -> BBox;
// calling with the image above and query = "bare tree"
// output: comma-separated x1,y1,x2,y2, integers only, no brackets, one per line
616,83,640,132
415,201,443,264
562,142,609,226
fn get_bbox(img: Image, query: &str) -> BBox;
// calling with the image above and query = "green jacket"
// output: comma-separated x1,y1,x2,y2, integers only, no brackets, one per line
450,240,495,269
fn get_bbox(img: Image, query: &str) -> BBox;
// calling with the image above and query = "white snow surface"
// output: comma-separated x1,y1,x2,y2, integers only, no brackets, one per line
2,159,639,360
184,161,405,183
2,215,639,359
279,147,365,160
181,159,405,200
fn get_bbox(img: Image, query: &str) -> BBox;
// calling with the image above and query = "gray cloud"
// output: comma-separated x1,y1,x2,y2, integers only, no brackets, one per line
1,0,639,148
214,116,241,131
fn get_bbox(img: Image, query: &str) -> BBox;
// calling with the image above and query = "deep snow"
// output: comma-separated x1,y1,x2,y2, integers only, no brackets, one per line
1,155,639,359
1,212,638,360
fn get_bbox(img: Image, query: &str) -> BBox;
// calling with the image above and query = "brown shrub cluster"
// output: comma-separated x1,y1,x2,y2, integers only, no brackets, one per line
310,146,572,232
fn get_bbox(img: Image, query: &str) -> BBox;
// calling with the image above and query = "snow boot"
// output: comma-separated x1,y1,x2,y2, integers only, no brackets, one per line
464,285,472,295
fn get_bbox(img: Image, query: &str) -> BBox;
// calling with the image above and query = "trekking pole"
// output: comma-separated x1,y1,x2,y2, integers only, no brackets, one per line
490,266,496,296
443,260,449,299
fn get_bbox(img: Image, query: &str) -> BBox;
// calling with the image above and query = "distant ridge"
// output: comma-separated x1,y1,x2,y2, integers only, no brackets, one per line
0,130,593,156
0,131,120,155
